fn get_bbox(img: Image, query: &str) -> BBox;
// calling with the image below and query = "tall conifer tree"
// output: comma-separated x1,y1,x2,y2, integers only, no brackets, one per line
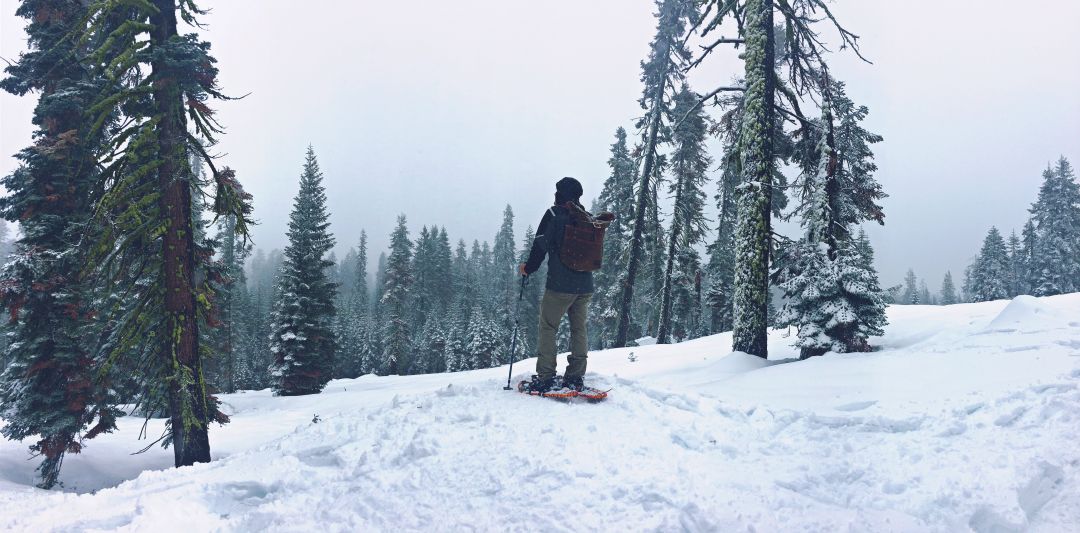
592,128,638,346
381,215,413,375
969,227,1011,302
940,271,958,305
354,230,370,312
1029,158,1080,296
0,0,122,488
83,0,252,467
268,147,337,395
695,0,868,357
657,86,711,343
614,0,694,347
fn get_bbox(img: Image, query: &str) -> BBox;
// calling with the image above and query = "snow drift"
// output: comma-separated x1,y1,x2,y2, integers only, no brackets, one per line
1,294,1079,532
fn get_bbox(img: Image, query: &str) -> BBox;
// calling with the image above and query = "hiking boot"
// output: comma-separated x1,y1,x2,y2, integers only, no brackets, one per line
562,375,584,392
523,374,556,394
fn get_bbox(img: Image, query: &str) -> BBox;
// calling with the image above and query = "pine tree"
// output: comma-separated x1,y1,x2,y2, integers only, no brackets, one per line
268,147,338,395
776,77,887,358
432,228,454,313
410,226,437,329
696,0,869,358
592,128,638,347
443,319,468,373
354,230,370,313
657,85,711,343
0,0,123,488
1029,158,1080,296
902,269,919,305
969,227,1011,302
83,0,252,468
414,316,447,374
1005,230,1023,297
373,252,388,316
705,144,740,333
381,215,413,375
940,271,958,305
466,309,502,369
614,0,694,347
492,205,518,335
1019,220,1038,296
212,214,252,393
918,280,933,306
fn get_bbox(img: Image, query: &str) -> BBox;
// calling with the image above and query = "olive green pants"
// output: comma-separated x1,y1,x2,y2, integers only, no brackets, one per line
536,289,592,381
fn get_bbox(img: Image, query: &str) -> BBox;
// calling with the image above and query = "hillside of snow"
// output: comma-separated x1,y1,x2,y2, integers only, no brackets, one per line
1,294,1079,532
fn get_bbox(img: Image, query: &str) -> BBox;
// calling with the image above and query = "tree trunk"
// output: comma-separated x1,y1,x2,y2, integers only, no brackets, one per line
731,0,775,358
151,0,211,467
656,165,688,344
614,97,664,348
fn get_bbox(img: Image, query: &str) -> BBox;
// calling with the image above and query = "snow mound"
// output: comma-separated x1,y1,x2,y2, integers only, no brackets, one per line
984,295,1065,333
633,335,657,346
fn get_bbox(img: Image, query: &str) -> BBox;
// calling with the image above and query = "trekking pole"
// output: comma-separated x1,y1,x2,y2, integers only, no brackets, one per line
503,275,529,391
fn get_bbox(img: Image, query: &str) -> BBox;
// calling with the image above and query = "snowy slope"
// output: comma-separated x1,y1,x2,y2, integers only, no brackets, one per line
1,295,1079,532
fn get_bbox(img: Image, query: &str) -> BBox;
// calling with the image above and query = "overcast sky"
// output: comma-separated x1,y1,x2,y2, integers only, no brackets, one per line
2,0,1078,289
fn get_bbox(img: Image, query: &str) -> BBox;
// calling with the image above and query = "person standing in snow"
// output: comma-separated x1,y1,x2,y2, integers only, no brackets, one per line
518,177,594,393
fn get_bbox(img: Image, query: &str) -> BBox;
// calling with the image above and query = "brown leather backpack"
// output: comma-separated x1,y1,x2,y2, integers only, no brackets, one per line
559,202,615,272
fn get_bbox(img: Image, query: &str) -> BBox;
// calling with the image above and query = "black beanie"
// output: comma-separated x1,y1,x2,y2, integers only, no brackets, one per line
555,177,583,204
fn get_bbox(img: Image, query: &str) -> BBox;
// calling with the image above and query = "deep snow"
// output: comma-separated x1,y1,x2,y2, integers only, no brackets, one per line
1,294,1079,532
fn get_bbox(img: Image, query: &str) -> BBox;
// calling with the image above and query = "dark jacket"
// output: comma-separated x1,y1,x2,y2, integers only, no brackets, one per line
524,204,594,294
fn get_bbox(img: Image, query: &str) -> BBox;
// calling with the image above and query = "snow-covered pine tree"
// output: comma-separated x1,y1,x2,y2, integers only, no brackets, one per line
940,271,958,305
413,316,447,374
357,315,381,376
432,228,454,314
410,226,437,330
83,0,252,468
268,147,338,395
1029,158,1080,296
354,230,370,313
451,239,470,303
969,227,1011,302
213,214,252,393
442,319,468,373
695,0,869,358
373,251,388,316
332,308,360,378
1019,220,1038,296
657,85,711,343
614,0,694,348
776,80,887,358
1005,231,1023,297
0,0,124,488
492,205,518,339
902,269,919,305
338,248,358,299
705,142,741,333
466,309,502,370
380,215,413,375
592,127,638,347
918,280,933,306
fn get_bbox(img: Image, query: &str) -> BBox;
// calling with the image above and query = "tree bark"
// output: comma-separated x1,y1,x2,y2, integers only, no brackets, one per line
614,95,665,348
151,0,211,467
656,163,688,344
731,0,775,358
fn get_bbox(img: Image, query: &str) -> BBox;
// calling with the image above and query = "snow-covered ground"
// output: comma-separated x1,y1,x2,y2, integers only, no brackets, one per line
2,294,1079,532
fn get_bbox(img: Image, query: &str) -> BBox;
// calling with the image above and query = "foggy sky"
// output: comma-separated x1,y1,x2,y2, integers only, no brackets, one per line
2,0,1078,291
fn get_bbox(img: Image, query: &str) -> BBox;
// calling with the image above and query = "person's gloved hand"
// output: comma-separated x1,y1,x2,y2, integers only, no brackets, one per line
518,263,528,277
